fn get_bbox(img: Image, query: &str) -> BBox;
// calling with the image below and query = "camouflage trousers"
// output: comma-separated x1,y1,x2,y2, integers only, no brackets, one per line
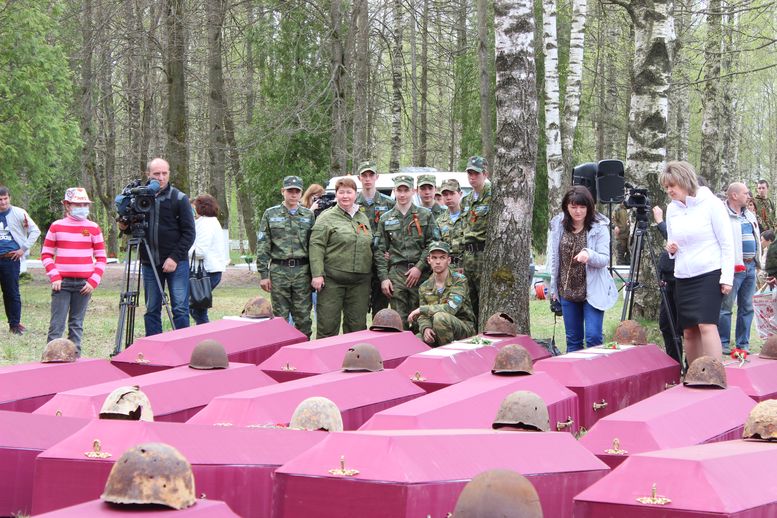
369,264,389,317
416,312,476,347
316,271,371,338
269,262,313,339
463,249,483,329
387,264,427,331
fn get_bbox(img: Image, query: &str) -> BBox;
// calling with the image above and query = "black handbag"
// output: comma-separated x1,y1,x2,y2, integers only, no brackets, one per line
189,253,212,309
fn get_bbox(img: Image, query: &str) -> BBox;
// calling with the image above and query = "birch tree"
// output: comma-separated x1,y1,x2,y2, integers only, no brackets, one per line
699,0,723,189
389,0,403,173
560,0,588,176
543,0,563,216
477,0,494,165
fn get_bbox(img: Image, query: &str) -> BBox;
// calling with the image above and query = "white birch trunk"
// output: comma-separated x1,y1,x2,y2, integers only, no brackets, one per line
543,0,564,216
561,0,588,175
699,0,723,189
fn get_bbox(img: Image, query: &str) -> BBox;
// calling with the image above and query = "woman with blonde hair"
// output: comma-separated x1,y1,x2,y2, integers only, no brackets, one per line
302,183,326,211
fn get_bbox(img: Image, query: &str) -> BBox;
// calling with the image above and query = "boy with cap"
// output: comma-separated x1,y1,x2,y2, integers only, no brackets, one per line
41,188,106,352
437,178,466,272
355,161,395,316
256,175,315,338
408,241,476,346
417,174,445,218
375,175,439,329
461,155,492,326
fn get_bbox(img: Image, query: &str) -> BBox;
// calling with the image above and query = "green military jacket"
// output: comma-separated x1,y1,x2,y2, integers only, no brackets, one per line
436,209,466,257
461,180,492,244
612,206,630,246
356,191,395,233
753,196,776,232
256,204,315,279
416,269,476,332
422,203,445,219
375,205,440,281
309,205,373,278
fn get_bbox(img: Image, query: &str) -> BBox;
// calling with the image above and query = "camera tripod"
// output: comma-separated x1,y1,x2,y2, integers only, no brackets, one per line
112,237,176,356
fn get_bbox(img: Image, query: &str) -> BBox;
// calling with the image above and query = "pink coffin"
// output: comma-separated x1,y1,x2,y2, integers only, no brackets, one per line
453,334,551,361
579,385,756,468
188,369,425,430
574,440,777,517
111,318,305,376
361,370,580,434
0,359,129,412
31,419,325,517
0,411,88,517
274,429,609,517
258,330,428,382
724,355,777,401
394,344,499,392
534,344,681,430
35,499,240,517
34,363,276,422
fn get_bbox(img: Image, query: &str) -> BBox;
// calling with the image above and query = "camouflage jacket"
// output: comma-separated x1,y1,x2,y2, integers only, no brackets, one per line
753,196,776,232
309,205,373,278
256,204,315,279
436,209,466,257
416,269,476,331
421,203,445,219
375,205,440,281
461,181,492,244
356,191,396,233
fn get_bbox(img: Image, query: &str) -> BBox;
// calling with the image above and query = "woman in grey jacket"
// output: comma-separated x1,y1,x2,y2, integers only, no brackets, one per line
549,186,618,351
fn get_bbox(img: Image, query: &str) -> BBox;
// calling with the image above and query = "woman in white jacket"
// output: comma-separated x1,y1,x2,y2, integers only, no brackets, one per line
189,194,228,324
660,161,734,364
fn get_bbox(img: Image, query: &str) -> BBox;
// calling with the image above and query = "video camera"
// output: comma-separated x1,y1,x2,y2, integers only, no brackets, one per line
115,179,161,237
313,192,336,217
623,182,652,223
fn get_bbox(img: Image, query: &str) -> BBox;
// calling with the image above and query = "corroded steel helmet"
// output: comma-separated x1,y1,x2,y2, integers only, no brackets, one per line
41,338,78,363
289,396,343,432
342,343,384,372
101,442,196,509
483,313,517,337
743,399,777,441
99,386,154,421
452,469,543,518
492,390,550,432
683,356,727,389
189,339,228,369
760,335,777,360
492,345,533,375
612,320,648,345
241,296,273,319
369,308,404,332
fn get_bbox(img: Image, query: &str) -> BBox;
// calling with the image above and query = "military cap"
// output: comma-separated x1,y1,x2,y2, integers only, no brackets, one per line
357,161,377,176
440,179,461,193
466,156,488,174
283,175,303,190
393,175,414,189
428,241,451,254
417,174,437,188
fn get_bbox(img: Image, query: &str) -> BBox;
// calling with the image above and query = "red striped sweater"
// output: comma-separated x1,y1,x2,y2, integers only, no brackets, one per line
40,216,107,287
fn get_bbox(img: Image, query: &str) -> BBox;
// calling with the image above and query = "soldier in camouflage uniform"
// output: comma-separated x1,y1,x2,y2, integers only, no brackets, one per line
754,179,776,232
437,179,466,273
376,175,440,329
355,161,396,317
256,176,315,338
417,174,445,218
409,241,476,346
461,155,492,327
612,204,631,265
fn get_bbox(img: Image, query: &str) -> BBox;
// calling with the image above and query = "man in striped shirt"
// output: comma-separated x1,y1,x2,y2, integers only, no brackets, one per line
40,188,107,354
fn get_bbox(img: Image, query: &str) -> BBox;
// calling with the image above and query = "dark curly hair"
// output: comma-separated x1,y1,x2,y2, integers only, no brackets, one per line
193,194,220,218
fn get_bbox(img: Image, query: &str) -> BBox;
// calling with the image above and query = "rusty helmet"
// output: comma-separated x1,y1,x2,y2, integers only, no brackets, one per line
612,320,648,345
369,308,404,332
683,356,727,389
241,296,273,319
342,343,384,372
492,345,533,375
101,442,196,509
189,339,228,369
99,386,154,421
289,396,343,432
41,338,78,363
483,313,517,337
492,390,550,432
743,399,777,441
759,335,777,360
452,469,543,518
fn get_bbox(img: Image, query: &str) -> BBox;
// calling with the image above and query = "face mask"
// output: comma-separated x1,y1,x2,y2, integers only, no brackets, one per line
70,207,90,220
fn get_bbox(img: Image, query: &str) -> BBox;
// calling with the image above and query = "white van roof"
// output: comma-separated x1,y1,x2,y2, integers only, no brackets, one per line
326,172,471,195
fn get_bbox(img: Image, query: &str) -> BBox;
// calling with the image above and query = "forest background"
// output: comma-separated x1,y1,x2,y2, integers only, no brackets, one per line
1,0,775,330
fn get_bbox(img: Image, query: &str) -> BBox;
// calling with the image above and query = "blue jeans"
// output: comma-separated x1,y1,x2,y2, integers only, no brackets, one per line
0,258,21,326
142,260,190,336
189,271,221,325
47,278,91,351
718,260,756,351
559,296,605,352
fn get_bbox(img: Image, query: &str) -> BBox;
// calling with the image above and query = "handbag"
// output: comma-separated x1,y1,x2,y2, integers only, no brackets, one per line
189,252,212,309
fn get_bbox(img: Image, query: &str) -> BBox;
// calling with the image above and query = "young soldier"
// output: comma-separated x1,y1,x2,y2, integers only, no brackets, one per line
461,155,492,325
436,179,466,273
408,241,476,346
256,176,315,338
355,161,395,316
417,174,445,218
376,175,439,328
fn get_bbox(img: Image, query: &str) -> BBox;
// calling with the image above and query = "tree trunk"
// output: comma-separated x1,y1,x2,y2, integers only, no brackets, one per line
477,0,494,164
224,102,256,254
667,0,690,161
352,0,369,169
165,0,189,194
542,0,563,216
419,0,428,167
719,8,739,182
482,0,538,333
389,0,403,173
330,0,348,176
410,0,419,165
560,0,588,177
124,0,143,176
699,0,722,190
206,0,229,227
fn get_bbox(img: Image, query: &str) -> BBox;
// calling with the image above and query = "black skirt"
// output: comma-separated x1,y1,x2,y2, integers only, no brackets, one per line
674,269,723,329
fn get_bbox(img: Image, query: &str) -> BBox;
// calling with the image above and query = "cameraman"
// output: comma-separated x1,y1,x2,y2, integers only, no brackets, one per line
121,158,195,336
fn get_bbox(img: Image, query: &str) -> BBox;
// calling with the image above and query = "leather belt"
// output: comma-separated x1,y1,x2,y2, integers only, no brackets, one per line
271,258,309,267
464,242,485,252
391,262,418,271
743,257,755,263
